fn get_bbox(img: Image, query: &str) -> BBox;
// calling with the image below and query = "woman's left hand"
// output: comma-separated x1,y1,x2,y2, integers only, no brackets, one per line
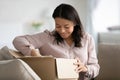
74,57,88,73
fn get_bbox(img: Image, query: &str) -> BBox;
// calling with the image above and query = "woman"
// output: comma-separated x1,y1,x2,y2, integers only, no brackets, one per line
13,3,100,80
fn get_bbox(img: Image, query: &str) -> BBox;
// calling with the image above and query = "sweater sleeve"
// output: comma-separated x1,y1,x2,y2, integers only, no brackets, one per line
13,30,50,56
13,35,33,56
85,35,100,79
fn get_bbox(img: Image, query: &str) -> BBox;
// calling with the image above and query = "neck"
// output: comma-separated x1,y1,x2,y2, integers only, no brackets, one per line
65,38,73,46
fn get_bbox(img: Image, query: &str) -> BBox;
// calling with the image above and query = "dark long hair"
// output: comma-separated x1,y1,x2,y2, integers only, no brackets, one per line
52,3,84,47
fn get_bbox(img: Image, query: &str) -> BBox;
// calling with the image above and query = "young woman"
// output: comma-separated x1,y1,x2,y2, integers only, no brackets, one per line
13,3,100,80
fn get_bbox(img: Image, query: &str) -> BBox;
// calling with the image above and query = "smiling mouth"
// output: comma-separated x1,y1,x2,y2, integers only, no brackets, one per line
60,33,66,36
60,34,67,38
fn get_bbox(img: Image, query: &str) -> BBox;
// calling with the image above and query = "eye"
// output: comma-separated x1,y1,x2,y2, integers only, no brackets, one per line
64,26,69,29
64,25,70,29
56,25,61,28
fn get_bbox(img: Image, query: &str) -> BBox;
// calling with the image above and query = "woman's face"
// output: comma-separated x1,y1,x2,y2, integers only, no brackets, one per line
55,17,75,40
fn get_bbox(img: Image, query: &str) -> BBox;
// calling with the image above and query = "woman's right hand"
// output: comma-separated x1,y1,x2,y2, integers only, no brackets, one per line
30,45,41,56
31,49,41,56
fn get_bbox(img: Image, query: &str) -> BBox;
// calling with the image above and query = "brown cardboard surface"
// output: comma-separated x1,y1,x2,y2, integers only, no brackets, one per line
8,49,78,80
9,49,24,58
19,57,79,80
20,56,56,80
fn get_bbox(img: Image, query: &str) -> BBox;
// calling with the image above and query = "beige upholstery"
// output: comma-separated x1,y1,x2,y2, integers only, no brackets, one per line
0,46,15,60
95,43,120,80
0,59,41,80
0,46,41,80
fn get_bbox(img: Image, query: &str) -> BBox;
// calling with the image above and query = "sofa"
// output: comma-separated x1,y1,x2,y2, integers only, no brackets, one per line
0,46,41,80
95,32,120,80
0,46,80,80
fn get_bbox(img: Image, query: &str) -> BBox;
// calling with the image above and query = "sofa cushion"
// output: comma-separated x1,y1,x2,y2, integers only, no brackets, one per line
0,59,41,80
96,43,120,80
0,46,14,60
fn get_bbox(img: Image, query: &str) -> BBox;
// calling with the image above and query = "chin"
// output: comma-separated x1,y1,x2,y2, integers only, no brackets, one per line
62,37,68,39
61,35,70,39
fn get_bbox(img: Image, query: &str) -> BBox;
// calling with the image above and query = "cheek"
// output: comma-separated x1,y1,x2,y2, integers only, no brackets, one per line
69,27,74,33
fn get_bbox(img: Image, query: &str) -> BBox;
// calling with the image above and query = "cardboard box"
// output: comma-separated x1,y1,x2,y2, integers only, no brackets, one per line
8,49,79,80
20,56,79,80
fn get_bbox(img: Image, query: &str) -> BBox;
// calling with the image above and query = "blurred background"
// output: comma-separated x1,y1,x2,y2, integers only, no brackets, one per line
0,0,120,49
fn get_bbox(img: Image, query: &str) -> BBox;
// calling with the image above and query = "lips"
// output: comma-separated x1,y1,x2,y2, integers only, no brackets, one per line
60,33,67,38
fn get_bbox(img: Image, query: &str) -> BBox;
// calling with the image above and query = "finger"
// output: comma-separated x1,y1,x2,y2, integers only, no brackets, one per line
31,49,37,56
75,66,83,73
73,62,80,66
74,60,83,67
75,57,82,63
31,49,41,56
75,57,80,61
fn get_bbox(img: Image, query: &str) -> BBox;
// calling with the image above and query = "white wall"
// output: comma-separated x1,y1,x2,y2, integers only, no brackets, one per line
92,0,120,32
0,0,88,49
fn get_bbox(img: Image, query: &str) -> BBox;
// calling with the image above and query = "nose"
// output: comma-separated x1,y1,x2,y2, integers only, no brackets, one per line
60,28,65,33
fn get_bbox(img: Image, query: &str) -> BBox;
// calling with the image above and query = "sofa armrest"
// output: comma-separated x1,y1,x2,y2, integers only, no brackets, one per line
0,59,41,80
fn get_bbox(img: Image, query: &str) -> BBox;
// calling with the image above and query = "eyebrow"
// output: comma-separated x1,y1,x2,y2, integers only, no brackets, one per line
56,23,69,26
